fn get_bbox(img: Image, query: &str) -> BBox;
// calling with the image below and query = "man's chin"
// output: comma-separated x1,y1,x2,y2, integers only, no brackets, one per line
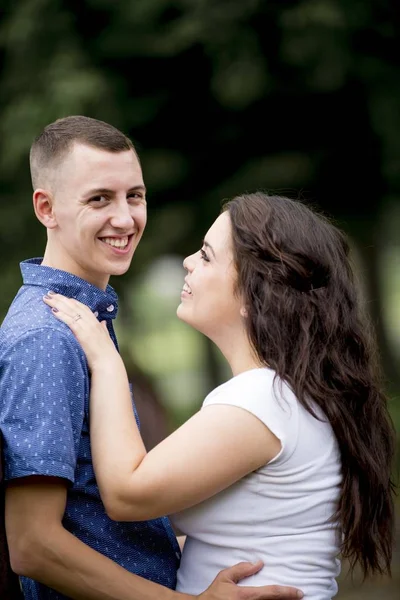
108,262,132,277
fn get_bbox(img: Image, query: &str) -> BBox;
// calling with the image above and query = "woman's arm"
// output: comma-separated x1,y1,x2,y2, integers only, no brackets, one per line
89,355,280,521
43,294,281,521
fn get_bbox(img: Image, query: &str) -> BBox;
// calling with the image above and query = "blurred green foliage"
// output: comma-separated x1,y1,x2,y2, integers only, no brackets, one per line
1,0,399,387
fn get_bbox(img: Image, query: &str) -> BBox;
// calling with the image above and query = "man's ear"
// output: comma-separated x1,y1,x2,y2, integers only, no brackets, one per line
33,189,57,229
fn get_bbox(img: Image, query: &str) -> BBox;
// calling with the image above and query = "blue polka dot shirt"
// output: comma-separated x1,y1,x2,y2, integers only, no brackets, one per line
0,259,181,599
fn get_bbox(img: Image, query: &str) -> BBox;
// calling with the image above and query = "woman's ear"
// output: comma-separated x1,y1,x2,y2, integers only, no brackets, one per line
33,189,57,229
240,306,248,318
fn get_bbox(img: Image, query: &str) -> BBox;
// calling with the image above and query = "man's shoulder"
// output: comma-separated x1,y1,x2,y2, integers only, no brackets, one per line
1,287,83,360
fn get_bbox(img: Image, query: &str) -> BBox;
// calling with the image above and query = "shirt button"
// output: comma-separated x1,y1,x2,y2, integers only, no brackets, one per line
106,305,114,312
93,311,99,318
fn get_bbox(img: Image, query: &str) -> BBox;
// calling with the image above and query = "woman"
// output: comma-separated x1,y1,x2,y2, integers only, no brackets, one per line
43,192,396,599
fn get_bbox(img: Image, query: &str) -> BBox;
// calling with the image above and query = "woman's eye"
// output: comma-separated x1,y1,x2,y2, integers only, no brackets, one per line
200,249,210,262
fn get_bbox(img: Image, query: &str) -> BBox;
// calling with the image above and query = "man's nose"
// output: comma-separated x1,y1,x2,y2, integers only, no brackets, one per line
109,200,134,230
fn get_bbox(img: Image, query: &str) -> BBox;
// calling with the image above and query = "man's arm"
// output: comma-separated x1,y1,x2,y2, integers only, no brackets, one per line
6,477,178,600
6,477,302,600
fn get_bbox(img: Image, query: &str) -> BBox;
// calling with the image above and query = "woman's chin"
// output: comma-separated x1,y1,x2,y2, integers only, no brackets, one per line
176,303,187,322
176,304,196,328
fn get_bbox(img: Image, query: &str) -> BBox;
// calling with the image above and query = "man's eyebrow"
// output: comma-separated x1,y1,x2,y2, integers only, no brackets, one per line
84,185,147,197
128,185,147,194
84,188,114,197
203,239,216,259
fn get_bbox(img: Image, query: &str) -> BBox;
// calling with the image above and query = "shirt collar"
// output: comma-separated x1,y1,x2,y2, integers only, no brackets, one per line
20,258,119,320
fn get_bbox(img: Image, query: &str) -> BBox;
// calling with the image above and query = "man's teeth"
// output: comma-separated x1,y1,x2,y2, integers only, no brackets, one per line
102,237,129,248
183,283,192,295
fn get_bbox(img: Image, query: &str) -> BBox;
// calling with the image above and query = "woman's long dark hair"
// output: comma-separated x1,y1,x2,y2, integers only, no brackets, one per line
224,192,396,579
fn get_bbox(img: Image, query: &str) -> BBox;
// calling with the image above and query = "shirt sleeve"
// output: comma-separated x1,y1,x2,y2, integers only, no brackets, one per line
0,327,88,483
202,369,300,464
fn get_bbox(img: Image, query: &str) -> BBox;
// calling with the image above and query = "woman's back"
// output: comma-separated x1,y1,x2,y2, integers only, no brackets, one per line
173,368,342,599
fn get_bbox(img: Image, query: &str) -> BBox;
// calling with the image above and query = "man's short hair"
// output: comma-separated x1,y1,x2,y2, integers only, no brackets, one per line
30,115,137,189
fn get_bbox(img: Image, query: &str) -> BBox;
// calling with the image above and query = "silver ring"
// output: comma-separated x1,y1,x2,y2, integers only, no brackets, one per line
73,314,82,323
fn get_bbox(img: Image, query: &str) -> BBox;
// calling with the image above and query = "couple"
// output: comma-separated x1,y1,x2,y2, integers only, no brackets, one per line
1,116,395,600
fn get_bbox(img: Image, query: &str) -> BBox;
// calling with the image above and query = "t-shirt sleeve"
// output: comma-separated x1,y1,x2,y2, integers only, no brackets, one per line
0,327,88,483
202,370,299,464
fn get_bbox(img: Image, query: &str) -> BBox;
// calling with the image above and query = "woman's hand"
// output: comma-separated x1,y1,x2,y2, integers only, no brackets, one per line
43,292,118,370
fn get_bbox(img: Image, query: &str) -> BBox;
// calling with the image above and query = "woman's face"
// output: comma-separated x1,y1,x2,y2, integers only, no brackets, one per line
177,212,243,341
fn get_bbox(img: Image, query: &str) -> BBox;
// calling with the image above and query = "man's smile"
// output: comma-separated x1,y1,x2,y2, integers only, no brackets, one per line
98,234,134,254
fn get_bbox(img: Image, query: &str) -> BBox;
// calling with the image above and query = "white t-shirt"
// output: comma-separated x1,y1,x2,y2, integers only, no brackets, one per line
172,368,342,599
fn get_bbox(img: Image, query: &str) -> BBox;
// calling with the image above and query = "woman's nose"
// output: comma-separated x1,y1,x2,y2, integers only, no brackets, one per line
183,253,195,271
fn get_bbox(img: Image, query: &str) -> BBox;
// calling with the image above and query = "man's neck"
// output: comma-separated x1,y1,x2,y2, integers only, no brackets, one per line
42,249,109,291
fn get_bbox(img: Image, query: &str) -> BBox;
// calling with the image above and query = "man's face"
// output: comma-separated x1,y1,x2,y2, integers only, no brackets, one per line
46,142,147,289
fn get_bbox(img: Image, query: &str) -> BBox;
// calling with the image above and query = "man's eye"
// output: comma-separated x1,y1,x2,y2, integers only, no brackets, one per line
90,196,108,203
128,193,145,202
200,249,210,262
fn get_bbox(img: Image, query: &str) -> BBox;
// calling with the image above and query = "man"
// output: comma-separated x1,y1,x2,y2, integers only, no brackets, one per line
0,116,302,600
